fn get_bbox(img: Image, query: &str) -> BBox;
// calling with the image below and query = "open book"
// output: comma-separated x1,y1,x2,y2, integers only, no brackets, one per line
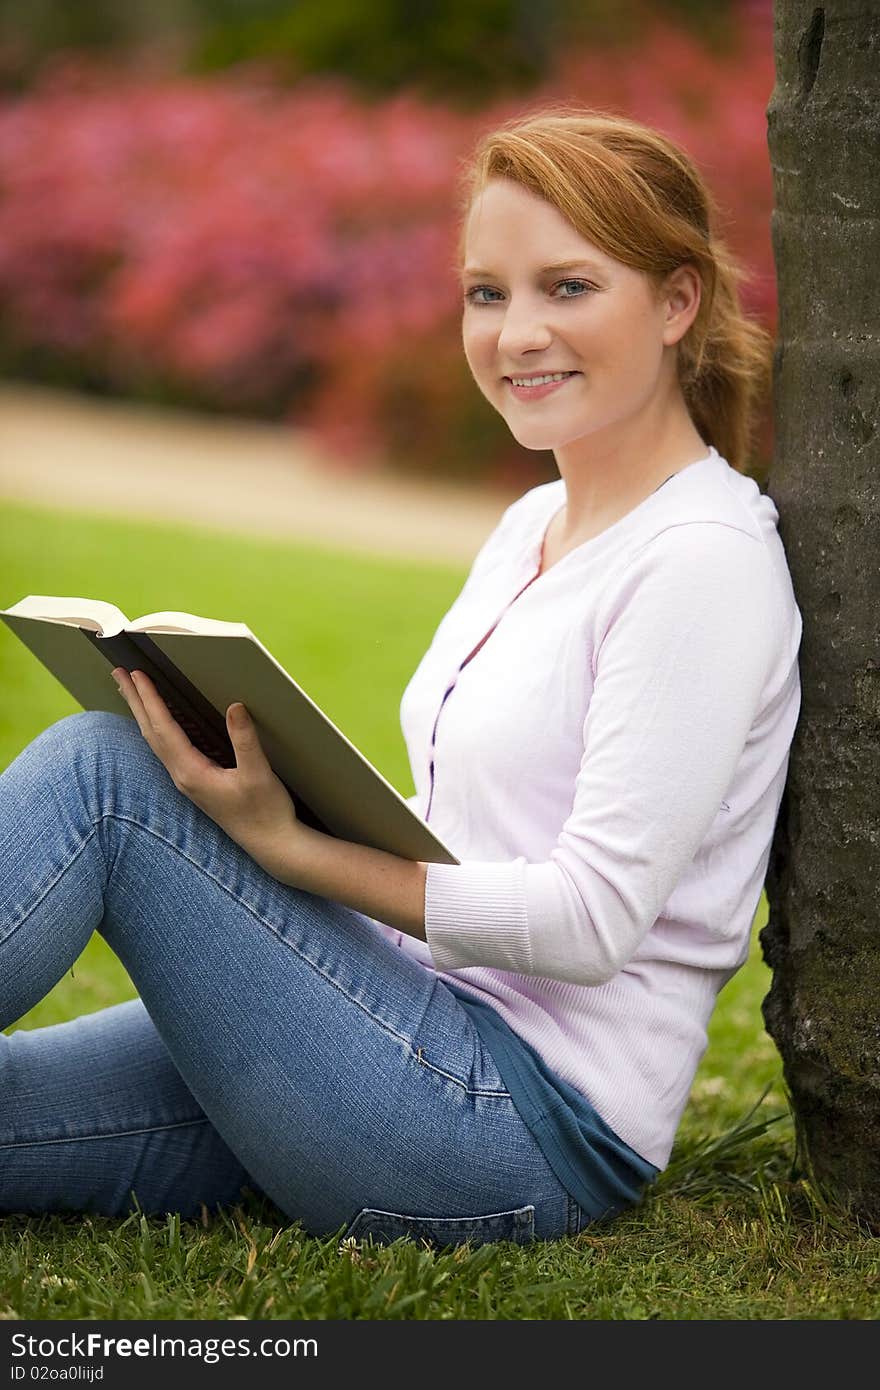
1,595,458,866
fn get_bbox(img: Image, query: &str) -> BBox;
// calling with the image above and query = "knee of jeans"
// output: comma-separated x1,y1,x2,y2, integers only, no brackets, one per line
52,708,139,751
48,709,157,784
46,709,174,827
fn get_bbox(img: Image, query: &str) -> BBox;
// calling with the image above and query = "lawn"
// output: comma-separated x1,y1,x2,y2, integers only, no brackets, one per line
0,500,876,1320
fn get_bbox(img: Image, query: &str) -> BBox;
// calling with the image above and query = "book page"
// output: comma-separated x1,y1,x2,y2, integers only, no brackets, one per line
0,595,129,635
126,610,253,637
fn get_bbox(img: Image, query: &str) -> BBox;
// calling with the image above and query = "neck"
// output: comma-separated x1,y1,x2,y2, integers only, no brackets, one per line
551,396,708,544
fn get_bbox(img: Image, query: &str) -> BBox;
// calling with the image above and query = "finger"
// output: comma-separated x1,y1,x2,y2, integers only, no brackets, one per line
118,669,220,785
129,669,191,746
225,702,298,825
111,667,156,745
222,700,257,756
225,703,267,771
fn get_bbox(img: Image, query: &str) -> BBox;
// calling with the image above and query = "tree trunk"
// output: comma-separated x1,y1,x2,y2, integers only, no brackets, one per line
761,0,880,1225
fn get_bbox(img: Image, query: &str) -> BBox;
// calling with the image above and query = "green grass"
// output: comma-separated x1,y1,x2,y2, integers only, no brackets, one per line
1,500,877,1320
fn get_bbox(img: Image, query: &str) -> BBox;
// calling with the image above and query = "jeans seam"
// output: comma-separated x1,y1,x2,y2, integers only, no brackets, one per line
567,1192,582,1236
0,1116,214,1150
1,825,100,949
413,1051,510,1098
100,812,511,1100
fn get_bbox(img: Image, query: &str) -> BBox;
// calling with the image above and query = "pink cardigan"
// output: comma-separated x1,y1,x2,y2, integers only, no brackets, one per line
369,448,802,1168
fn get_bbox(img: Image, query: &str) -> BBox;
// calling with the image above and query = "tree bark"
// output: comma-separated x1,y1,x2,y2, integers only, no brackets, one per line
761,0,880,1225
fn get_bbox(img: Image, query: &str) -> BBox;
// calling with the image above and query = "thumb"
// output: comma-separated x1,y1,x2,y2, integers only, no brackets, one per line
226,703,263,758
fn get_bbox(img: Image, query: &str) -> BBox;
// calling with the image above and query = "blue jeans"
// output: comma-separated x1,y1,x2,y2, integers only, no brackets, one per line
0,710,588,1248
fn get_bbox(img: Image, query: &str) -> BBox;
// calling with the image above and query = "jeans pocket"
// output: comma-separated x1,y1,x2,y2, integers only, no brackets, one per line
342,1203,536,1250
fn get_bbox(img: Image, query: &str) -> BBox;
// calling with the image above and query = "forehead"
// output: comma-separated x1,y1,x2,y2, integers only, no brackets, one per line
462,177,615,275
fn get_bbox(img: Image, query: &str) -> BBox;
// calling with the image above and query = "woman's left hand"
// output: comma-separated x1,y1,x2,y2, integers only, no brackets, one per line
111,666,307,880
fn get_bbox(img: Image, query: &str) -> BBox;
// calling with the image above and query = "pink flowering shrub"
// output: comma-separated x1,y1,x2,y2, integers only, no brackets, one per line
0,5,776,484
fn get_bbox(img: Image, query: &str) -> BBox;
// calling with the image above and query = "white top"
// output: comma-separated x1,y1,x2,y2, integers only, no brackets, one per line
369,447,803,1168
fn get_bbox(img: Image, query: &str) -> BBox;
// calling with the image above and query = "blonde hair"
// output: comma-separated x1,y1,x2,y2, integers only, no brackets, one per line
455,106,773,474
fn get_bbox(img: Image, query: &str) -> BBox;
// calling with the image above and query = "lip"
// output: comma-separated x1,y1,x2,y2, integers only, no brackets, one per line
505,371,580,401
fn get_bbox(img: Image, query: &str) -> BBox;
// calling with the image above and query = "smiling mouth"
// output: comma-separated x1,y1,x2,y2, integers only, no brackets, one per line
504,371,580,385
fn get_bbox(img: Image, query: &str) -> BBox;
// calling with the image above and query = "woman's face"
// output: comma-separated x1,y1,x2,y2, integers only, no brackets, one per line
460,176,692,454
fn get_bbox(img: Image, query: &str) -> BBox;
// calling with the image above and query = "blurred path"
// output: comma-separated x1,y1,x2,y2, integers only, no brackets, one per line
0,384,519,565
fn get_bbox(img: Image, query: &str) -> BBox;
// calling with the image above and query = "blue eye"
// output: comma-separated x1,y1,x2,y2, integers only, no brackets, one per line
463,279,594,305
464,286,503,305
556,278,591,297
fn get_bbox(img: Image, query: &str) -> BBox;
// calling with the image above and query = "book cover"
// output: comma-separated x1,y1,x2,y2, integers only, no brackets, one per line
1,596,458,866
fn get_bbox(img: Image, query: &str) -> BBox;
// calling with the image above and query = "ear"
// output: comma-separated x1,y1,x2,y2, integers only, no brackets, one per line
661,263,702,347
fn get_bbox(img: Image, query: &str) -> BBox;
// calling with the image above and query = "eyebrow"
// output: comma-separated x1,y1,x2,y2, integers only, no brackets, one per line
459,259,604,281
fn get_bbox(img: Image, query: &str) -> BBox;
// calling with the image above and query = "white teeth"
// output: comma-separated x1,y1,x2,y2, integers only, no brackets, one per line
510,372,575,387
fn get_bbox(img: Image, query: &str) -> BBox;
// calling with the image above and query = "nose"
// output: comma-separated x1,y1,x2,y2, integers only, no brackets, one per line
496,297,553,358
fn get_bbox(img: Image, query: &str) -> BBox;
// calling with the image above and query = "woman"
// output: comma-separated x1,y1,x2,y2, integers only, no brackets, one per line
0,108,802,1248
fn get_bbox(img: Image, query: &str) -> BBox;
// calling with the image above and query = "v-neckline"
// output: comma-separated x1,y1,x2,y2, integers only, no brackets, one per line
529,447,716,579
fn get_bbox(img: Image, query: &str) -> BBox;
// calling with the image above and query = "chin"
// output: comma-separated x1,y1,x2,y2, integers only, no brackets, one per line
504,419,573,452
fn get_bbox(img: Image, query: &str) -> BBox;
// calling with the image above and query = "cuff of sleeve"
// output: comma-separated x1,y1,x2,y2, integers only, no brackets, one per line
424,858,532,975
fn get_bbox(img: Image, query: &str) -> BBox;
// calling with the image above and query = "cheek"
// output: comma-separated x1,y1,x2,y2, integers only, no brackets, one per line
462,316,496,370
618,303,665,357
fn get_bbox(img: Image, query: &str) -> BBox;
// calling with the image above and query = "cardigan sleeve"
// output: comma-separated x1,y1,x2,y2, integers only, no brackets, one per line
422,523,780,986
